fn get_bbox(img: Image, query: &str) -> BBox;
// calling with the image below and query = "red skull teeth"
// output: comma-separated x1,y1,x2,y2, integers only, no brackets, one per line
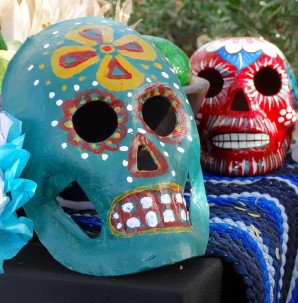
212,132,270,149
109,183,191,236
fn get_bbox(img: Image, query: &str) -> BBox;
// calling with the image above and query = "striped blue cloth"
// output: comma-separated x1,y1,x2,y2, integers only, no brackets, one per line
200,158,298,303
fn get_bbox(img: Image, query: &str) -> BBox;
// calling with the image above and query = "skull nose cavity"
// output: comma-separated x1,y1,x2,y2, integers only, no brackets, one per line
137,144,158,171
230,90,250,112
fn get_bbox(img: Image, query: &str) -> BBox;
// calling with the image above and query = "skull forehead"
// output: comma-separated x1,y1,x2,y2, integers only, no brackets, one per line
204,37,284,59
3,17,181,106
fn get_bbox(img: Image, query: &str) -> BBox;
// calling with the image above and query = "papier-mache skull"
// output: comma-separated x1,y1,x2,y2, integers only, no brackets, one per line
2,17,209,276
190,37,298,176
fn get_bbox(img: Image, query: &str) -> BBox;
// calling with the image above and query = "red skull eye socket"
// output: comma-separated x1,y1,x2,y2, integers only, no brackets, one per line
254,67,282,96
142,96,177,137
73,101,118,143
198,68,224,98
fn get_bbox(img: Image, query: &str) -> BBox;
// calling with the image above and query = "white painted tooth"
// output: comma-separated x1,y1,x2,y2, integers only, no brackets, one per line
219,134,224,141
113,212,120,219
145,211,158,227
231,133,238,141
247,133,254,140
224,134,230,141
122,202,134,213
231,142,239,149
239,141,247,149
213,135,219,142
161,194,172,204
163,209,175,223
254,133,262,140
175,193,183,203
261,133,268,140
180,209,187,221
213,142,220,147
223,142,232,149
117,223,122,229
255,141,263,147
126,217,140,228
141,197,153,209
238,133,246,141
247,141,256,148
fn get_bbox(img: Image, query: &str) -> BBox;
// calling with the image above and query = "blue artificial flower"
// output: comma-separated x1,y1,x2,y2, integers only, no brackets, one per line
0,111,36,274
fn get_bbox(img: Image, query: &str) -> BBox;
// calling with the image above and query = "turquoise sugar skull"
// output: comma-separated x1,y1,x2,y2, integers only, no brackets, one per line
2,17,209,276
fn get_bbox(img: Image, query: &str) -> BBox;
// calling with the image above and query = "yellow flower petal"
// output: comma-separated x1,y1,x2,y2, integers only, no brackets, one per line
97,54,144,91
66,25,113,46
51,46,99,79
115,34,156,61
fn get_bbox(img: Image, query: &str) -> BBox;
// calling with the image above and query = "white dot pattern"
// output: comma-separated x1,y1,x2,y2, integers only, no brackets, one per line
81,153,88,159
51,120,58,127
278,107,296,126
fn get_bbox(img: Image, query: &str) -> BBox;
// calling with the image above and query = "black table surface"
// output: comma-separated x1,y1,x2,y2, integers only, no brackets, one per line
0,243,223,303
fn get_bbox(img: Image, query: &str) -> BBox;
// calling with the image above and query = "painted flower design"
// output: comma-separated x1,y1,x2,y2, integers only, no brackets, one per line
205,37,284,58
52,25,156,91
60,89,128,154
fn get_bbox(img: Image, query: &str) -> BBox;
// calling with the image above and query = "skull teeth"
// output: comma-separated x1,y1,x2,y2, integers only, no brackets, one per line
212,133,270,149
110,184,191,236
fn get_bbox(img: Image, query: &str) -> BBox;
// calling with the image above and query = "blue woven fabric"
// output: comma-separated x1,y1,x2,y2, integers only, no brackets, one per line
199,157,298,303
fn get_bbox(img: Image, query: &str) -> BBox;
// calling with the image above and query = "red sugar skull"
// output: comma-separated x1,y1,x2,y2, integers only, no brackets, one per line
190,37,298,176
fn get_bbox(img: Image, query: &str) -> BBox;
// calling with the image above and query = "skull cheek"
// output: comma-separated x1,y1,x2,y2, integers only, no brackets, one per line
192,41,296,176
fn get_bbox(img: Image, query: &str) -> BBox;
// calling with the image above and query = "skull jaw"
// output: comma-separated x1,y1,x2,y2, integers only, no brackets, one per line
201,140,290,176
24,189,207,276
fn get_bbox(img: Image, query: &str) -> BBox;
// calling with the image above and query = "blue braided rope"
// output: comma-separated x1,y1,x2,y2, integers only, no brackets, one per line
204,176,297,303
208,193,283,301
207,223,271,303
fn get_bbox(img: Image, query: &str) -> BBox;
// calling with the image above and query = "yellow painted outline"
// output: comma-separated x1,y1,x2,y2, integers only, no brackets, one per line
66,25,113,46
115,34,156,61
108,183,192,237
51,46,99,79
97,55,145,91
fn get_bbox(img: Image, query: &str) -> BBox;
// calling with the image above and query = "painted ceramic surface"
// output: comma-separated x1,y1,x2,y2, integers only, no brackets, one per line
143,35,192,86
2,17,209,276
190,37,298,176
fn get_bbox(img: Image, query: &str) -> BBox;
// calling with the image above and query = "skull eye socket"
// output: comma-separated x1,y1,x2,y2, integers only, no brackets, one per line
254,67,281,96
72,101,118,143
198,68,224,98
142,96,177,136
